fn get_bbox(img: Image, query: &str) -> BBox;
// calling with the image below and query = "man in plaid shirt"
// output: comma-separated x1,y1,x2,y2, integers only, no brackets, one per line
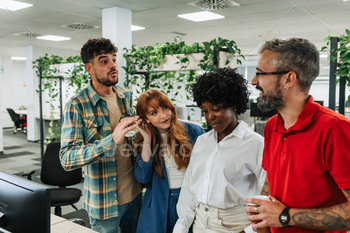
60,38,142,233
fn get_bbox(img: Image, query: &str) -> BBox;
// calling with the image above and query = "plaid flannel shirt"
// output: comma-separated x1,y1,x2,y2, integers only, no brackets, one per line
59,81,134,219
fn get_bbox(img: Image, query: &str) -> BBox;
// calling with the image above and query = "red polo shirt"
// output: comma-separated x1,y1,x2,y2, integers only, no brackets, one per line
263,96,350,233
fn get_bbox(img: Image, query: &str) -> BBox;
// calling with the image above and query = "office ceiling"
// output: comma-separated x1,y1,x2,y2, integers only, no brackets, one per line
0,0,349,62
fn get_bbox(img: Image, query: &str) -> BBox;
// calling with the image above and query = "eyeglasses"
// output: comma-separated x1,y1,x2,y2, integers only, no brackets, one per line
255,71,290,78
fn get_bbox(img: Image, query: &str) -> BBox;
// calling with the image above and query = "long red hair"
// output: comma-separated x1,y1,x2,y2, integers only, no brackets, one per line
134,89,192,178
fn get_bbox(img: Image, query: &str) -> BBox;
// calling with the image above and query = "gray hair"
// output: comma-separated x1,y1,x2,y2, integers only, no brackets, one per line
259,37,319,92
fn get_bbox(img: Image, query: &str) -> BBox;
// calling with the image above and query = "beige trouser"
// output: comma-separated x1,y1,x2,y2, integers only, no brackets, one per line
193,203,250,233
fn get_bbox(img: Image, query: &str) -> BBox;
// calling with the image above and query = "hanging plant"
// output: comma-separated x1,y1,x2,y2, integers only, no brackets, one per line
322,29,350,102
32,54,89,142
122,37,244,104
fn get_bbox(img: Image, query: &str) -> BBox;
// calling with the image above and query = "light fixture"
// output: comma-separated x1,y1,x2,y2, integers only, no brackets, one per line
131,25,145,31
0,0,33,11
178,11,224,22
11,57,26,60
319,54,328,58
37,35,71,41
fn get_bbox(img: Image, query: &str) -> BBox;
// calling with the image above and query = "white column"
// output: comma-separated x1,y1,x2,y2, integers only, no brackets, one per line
26,45,40,141
102,7,132,87
0,45,3,154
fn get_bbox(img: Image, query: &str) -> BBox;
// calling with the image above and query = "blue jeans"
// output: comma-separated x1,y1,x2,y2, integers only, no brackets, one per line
167,188,181,233
167,188,193,233
89,193,142,233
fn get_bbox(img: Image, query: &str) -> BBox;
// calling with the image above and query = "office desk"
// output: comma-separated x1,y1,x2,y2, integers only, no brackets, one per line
51,214,97,233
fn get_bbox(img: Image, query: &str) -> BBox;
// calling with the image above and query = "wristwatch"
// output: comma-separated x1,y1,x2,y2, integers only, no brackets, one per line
279,207,290,227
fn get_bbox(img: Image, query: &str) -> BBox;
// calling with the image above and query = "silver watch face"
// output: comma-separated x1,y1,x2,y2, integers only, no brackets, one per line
281,215,288,221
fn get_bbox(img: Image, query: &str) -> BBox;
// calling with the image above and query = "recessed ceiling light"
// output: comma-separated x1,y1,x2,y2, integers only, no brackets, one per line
0,0,33,11
178,11,224,22
11,57,26,60
37,35,71,41
131,25,145,31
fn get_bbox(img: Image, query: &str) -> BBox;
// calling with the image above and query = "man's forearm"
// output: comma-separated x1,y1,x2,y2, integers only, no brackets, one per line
290,202,350,231
261,177,270,196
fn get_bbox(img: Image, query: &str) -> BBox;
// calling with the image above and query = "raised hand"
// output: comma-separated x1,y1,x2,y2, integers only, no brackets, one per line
136,118,151,142
112,116,139,145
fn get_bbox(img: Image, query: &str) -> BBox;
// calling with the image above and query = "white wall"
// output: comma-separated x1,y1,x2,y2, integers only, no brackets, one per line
0,46,3,153
26,46,80,141
1,46,80,142
1,58,26,128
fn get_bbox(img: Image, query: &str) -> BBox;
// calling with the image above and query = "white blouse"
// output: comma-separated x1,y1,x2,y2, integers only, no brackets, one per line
173,121,266,233
160,133,186,189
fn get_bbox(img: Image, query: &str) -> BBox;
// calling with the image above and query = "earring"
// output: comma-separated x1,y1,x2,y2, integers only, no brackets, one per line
284,86,289,90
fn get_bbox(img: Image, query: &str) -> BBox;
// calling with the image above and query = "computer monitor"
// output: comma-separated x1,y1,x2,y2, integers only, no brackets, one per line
0,227,11,233
0,172,50,233
250,102,277,119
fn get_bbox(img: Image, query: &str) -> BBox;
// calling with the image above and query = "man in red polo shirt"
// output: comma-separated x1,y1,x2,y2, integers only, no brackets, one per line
245,37,350,233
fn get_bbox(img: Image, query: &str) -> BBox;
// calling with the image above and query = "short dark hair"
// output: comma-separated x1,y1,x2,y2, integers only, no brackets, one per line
259,37,319,92
80,38,118,64
190,67,250,115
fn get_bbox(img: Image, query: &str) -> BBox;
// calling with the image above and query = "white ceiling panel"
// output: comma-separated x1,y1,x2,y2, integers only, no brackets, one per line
244,0,294,13
32,0,91,13
0,0,349,58
72,6,102,19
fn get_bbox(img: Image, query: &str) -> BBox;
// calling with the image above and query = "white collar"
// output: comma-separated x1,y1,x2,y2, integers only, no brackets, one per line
211,120,248,142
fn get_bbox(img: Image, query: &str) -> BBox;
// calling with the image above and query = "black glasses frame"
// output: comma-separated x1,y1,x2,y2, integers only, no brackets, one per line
255,71,290,78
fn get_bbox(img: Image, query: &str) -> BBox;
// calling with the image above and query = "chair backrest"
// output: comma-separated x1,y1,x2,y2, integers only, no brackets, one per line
6,108,19,122
41,142,82,187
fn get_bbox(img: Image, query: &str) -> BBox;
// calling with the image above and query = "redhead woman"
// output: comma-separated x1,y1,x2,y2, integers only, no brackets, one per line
133,89,204,233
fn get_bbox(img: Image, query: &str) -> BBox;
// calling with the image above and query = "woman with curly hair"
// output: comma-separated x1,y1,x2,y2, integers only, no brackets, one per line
133,89,204,233
173,67,266,233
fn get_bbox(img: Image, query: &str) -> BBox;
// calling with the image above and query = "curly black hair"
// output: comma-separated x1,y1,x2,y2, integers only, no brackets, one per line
190,67,250,115
80,38,118,64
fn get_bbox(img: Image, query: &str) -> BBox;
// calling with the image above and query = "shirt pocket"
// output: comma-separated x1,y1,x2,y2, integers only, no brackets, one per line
83,116,104,143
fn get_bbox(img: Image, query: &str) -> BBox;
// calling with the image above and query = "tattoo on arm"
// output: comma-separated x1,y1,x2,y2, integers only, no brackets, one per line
261,178,270,196
343,189,350,197
292,189,350,231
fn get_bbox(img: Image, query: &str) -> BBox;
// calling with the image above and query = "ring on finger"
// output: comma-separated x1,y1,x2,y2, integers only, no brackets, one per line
254,207,258,213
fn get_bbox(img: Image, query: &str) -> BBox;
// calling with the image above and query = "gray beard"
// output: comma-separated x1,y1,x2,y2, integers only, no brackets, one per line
257,89,284,112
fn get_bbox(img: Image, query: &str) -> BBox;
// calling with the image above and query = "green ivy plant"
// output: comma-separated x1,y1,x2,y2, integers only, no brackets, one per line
322,29,350,103
32,54,89,142
122,37,244,103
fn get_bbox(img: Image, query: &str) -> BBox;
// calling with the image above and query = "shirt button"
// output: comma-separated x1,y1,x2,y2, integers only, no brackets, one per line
283,138,286,140
114,178,116,180
114,194,117,196
204,207,209,211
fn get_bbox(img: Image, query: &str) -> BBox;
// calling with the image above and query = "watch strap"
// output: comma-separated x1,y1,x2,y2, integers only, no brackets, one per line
279,207,290,227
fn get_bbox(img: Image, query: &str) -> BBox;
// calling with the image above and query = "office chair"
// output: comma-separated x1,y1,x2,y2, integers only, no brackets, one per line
22,142,83,218
6,108,26,134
